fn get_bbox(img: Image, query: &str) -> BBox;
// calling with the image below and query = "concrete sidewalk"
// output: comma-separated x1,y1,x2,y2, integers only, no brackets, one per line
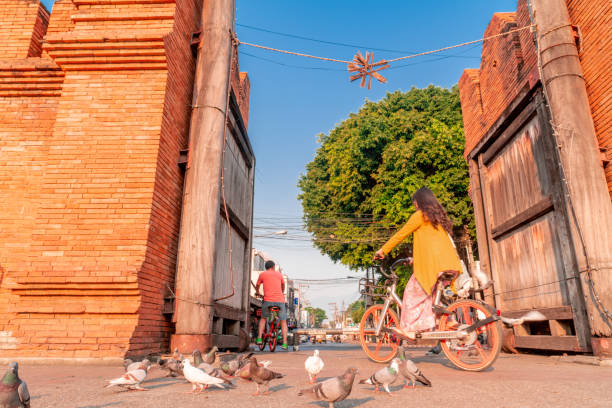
11,343,612,408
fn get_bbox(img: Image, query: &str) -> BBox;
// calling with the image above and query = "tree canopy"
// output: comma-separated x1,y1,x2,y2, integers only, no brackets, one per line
305,307,327,327
298,86,473,270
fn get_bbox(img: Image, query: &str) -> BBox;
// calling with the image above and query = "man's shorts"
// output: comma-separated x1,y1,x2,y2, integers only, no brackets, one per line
261,301,287,320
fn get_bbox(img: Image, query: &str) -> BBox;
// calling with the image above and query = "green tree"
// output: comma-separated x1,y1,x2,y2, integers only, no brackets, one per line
305,307,327,327
298,86,473,270
348,300,365,324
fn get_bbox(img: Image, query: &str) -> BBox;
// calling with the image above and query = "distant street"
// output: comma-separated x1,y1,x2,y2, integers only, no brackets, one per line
23,343,612,408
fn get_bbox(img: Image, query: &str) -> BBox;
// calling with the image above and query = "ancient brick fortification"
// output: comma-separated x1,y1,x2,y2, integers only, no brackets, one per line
0,0,250,359
459,0,611,197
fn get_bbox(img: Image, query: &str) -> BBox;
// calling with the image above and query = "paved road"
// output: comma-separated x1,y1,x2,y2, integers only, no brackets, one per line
15,343,612,407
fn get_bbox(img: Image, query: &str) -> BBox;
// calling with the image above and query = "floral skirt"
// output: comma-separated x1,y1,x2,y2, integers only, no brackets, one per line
400,275,435,332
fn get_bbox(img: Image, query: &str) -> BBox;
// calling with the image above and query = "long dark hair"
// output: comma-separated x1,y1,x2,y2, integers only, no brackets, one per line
412,187,453,234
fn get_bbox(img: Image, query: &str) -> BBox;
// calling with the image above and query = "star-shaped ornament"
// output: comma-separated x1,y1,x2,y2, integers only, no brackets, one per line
348,51,389,89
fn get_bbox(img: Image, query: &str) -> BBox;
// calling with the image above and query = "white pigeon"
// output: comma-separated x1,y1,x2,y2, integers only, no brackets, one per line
106,361,149,391
305,349,324,384
182,359,229,394
125,358,150,373
500,310,547,326
473,265,492,289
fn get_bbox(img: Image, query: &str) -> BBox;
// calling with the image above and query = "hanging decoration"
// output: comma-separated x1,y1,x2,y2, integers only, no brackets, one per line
347,51,389,89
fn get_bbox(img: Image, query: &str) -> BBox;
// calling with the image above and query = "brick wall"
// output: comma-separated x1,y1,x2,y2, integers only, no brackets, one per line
566,0,612,199
459,0,611,197
0,0,251,358
0,1,47,60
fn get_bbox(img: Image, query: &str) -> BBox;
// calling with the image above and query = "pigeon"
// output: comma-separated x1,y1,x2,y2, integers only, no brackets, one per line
158,357,183,377
220,352,253,376
1,362,30,408
236,360,272,381
397,350,431,389
298,367,358,408
304,349,324,384
182,359,230,394
123,359,133,371
359,359,399,395
500,310,547,327
203,346,218,364
125,359,150,373
106,361,149,391
473,266,493,290
192,350,233,383
248,356,283,396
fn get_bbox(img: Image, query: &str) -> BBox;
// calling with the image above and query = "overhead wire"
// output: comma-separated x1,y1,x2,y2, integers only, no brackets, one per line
236,25,534,66
237,22,481,59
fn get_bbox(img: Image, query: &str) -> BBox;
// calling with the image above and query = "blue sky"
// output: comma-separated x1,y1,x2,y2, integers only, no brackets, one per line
41,0,517,316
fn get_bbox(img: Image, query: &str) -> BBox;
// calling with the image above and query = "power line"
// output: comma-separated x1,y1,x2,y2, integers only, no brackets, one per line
237,23,481,59
240,51,345,72
237,25,534,66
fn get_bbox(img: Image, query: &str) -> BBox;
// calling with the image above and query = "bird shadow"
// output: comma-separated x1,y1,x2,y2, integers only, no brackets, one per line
77,403,123,408
268,382,293,393
144,376,184,384
410,355,495,372
309,397,375,408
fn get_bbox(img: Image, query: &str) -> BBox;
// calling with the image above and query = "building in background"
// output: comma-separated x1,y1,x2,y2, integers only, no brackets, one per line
459,0,611,355
0,0,252,360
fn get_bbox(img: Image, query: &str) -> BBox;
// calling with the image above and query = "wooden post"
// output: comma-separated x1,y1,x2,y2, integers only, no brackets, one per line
171,0,236,353
530,0,612,341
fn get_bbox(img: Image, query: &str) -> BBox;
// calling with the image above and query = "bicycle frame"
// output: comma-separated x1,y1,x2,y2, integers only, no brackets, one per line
374,272,479,341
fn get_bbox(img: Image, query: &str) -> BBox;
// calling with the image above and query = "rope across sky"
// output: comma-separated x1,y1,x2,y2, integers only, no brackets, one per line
237,24,535,88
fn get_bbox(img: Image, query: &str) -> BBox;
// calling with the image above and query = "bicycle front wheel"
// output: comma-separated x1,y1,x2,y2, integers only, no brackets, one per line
439,299,502,372
359,304,400,363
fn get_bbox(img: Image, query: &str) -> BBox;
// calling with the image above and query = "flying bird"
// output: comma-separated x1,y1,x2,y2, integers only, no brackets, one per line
397,350,431,389
298,366,358,408
182,359,230,394
248,356,283,396
359,359,399,396
0,362,30,408
304,349,324,384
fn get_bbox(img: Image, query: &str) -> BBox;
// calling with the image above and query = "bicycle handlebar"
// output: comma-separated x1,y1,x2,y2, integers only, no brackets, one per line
377,257,412,280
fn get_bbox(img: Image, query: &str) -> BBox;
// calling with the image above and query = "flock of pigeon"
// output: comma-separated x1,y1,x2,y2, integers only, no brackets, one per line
0,346,431,408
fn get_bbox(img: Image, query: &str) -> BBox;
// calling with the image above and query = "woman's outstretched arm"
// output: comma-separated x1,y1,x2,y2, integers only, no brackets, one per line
379,211,424,256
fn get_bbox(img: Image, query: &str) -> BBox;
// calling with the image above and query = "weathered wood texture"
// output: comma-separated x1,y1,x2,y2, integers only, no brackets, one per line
173,0,235,336
531,0,612,337
469,88,593,351
479,109,568,312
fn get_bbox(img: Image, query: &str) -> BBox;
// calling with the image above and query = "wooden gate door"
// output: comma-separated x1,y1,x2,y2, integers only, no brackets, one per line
470,90,591,352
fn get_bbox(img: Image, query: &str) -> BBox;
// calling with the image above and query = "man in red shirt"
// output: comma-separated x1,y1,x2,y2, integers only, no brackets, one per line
255,260,288,350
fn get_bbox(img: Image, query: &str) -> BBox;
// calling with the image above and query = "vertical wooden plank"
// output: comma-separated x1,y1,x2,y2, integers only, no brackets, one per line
477,156,503,309
549,320,569,336
172,0,236,352
536,94,592,351
469,160,494,304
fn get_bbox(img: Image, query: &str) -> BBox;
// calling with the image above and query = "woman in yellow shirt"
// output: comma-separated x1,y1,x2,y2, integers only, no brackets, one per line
374,187,461,339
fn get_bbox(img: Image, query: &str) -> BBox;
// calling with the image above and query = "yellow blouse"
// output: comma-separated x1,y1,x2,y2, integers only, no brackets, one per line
381,210,461,295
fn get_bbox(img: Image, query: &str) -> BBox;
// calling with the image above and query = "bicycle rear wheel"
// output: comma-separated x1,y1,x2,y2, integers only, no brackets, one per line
439,299,502,371
359,304,400,363
268,323,278,352
257,334,267,351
